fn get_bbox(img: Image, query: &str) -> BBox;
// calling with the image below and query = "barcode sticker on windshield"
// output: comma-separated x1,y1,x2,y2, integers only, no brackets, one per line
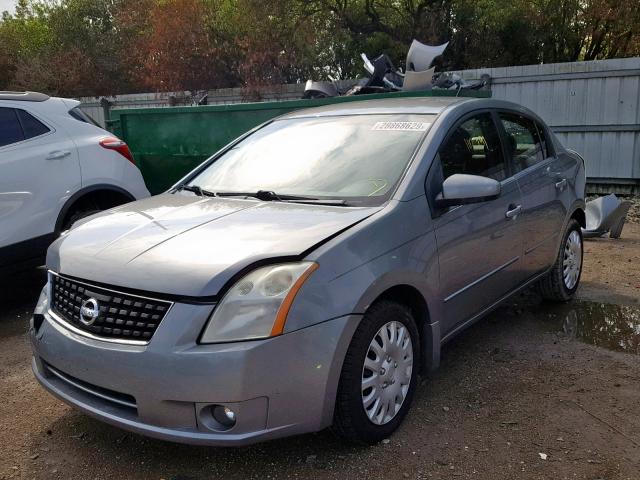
372,121,431,132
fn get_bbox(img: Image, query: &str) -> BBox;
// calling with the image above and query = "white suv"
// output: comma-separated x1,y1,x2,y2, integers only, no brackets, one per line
0,91,150,274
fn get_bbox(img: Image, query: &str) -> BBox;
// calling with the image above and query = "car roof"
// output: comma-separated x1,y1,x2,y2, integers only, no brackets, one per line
281,96,476,119
0,91,50,102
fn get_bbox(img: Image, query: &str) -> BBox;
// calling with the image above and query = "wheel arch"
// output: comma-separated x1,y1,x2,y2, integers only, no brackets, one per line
565,198,586,228
55,184,135,234
570,206,586,229
356,277,441,373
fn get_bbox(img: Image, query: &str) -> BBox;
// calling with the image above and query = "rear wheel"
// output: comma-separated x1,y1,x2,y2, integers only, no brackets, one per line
538,219,583,301
333,300,420,444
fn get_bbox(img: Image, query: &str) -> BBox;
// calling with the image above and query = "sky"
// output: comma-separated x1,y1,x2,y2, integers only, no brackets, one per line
0,0,16,14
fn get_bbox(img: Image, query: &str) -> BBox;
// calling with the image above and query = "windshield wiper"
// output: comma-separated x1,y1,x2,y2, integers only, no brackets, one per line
176,184,217,197
284,198,348,206
216,190,347,206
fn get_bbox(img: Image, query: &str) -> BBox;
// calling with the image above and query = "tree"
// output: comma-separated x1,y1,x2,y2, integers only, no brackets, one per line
132,0,233,92
0,0,639,95
0,0,53,90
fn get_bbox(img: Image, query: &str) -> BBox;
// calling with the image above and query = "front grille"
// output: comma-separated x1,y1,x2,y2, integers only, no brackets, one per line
50,272,171,343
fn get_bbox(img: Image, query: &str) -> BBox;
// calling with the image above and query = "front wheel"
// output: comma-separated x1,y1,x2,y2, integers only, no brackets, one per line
333,300,420,444
538,219,583,301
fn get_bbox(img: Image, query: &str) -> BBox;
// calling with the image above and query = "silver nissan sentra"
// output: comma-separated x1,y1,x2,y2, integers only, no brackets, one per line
30,97,586,446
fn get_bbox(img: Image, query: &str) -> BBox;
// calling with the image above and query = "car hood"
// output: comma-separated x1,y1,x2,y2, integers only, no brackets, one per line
47,193,380,298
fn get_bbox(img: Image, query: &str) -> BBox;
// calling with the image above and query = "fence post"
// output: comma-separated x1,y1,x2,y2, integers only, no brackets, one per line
99,97,113,123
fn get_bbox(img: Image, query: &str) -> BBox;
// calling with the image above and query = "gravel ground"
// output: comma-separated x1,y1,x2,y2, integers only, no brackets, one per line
1,225,639,480
626,197,640,224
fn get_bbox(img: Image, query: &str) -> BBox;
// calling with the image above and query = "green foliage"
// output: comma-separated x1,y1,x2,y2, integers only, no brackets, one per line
0,0,638,95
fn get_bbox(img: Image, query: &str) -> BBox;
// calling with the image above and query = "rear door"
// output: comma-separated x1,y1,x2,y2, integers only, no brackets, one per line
427,111,524,337
0,106,80,264
497,111,566,278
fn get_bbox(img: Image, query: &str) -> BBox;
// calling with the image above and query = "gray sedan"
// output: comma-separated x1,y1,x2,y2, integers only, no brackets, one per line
30,97,586,445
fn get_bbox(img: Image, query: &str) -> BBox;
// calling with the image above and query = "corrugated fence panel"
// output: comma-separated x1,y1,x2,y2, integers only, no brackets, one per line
559,131,636,178
79,58,640,183
452,58,640,182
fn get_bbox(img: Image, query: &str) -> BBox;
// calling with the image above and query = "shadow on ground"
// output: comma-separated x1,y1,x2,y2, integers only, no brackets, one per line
0,268,46,337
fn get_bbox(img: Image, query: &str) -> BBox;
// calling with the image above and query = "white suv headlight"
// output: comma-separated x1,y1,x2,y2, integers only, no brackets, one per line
200,262,318,343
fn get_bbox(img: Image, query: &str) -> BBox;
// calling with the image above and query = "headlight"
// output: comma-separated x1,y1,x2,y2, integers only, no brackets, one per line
34,282,50,315
32,283,50,332
200,262,318,343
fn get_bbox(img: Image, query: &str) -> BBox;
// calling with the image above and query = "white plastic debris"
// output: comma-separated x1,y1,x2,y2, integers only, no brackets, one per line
406,40,449,71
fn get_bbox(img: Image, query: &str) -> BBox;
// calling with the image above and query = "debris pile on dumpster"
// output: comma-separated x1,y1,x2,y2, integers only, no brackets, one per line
303,39,491,99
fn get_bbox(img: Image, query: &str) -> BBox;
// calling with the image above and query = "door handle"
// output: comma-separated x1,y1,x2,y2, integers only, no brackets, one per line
46,150,71,160
555,178,567,190
505,204,522,219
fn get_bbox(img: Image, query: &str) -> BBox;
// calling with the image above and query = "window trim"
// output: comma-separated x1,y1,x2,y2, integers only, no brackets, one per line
491,110,516,179
535,120,556,158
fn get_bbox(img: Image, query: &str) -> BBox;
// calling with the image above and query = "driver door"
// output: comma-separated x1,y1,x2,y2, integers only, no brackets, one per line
427,111,524,338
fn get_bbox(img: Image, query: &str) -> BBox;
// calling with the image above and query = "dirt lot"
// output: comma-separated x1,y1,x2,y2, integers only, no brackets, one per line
1,225,639,480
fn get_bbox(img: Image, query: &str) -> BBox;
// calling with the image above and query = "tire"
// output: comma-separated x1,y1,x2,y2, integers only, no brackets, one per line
538,219,583,302
61,208,100,232
333,300,420,444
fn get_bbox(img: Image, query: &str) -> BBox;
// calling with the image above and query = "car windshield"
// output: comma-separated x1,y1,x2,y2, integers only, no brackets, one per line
188,114,435,206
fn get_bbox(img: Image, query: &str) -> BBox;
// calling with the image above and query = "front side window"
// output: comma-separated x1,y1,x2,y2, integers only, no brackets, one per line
189,114,436,206
17,109,50,139
499,113,544,173
0,107,24,147
439,113,506,181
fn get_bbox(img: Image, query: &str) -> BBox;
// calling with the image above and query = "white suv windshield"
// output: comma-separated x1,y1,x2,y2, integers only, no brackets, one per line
189,114,435,205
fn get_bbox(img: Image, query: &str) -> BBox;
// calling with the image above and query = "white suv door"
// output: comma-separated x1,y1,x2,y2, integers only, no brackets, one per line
0,106,81,256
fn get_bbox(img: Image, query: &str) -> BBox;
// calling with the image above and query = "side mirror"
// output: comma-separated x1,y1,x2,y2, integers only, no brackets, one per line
435,174,501,208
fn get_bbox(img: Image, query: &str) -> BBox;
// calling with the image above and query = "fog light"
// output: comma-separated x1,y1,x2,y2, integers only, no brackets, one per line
212,405,237,429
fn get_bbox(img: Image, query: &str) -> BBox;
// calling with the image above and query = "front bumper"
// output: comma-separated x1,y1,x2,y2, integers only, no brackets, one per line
31,303,359,446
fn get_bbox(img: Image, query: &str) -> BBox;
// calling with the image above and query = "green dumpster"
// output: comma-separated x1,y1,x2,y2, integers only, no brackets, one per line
107,90,490,194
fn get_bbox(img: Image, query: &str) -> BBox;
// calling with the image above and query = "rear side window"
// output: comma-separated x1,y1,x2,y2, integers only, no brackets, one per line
68,106,99,126
439,112,507,181
0,108,24,147
17,109,50,139
499,113,545,173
